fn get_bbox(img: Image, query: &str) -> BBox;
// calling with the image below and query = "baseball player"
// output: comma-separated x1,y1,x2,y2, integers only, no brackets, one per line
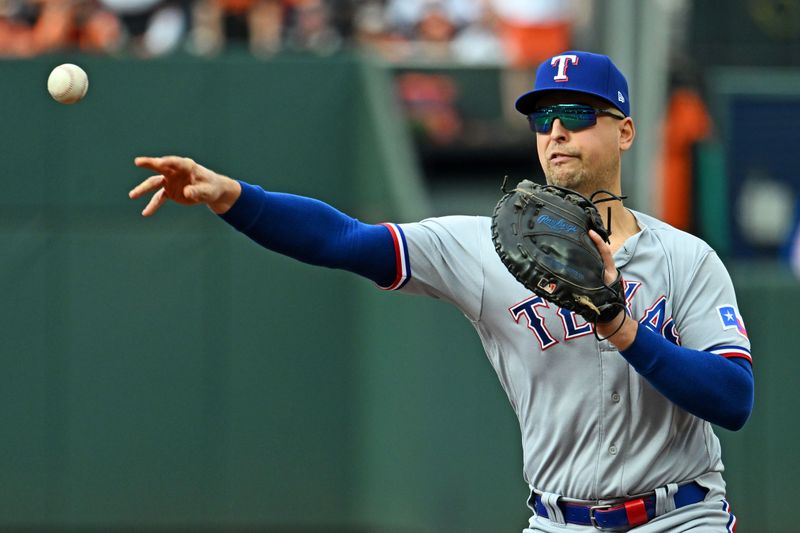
129,51,753,532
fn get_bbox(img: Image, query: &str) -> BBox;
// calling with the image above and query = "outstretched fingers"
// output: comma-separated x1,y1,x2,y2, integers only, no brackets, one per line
141,188,168,217
130,155,214,215
134,156,194,175
129,175,166,199
134,156,167,173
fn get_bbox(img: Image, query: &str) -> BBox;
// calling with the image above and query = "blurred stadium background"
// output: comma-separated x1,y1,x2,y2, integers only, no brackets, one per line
1,0,799,531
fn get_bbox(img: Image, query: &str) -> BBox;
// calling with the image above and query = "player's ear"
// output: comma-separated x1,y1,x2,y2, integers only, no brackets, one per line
619,117,635,151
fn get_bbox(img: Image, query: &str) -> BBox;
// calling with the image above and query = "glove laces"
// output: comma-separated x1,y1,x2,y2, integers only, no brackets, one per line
589,189,627,237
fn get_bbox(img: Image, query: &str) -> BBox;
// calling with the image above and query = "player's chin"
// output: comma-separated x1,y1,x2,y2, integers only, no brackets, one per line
545,169,583,190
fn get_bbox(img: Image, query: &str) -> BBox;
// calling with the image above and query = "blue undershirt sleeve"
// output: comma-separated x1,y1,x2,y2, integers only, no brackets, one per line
219,181,398,287
620,323,754,431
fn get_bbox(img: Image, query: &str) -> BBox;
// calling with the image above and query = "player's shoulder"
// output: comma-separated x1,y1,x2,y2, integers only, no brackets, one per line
401,214,491,234
632,210,715,255
397,215,493,257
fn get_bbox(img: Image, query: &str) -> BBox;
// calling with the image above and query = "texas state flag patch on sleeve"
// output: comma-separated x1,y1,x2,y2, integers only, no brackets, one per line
717,305,748,339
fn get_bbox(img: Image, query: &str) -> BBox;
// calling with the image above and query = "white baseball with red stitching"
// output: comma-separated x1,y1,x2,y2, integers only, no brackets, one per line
47,64,89,105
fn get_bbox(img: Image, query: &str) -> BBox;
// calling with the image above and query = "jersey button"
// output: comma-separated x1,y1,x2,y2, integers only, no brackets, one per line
609,445,618,455
611,392,621,403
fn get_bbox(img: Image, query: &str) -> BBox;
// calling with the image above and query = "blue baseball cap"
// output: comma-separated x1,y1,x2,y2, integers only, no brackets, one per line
515,51,630,117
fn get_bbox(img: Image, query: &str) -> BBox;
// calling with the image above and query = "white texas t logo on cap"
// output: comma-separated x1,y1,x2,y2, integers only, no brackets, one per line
551,54,579,82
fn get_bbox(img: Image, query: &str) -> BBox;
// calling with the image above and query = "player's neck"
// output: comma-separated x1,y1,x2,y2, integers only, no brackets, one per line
600,202,639,252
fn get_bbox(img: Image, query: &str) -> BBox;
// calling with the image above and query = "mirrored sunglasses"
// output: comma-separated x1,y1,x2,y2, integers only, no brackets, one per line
528,104,625,134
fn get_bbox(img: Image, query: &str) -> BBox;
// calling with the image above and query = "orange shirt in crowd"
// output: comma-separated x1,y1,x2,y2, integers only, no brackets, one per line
660,87,712,231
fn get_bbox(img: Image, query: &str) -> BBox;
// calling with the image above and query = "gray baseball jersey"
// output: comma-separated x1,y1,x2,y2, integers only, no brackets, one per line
380,210,751,502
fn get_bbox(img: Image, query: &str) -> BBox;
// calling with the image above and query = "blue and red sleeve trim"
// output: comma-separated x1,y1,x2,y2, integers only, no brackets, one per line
621,325,753,430
708,345,752,364
379,223,411,290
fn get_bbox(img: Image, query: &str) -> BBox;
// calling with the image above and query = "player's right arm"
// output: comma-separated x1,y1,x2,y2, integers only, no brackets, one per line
129,155,400,287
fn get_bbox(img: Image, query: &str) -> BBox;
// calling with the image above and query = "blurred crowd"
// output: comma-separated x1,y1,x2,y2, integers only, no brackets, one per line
0,0,582,65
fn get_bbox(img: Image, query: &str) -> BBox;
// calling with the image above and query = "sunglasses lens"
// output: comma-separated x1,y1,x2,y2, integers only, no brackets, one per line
561,114,596,130
529,115,552,133
528,106,598,133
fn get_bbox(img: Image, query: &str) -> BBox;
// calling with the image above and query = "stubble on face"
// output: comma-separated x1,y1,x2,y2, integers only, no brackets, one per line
534,92,625,195
543,149,618,195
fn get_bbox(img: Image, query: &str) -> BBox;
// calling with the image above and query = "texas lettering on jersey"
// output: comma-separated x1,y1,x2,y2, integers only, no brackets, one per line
508,279,680,349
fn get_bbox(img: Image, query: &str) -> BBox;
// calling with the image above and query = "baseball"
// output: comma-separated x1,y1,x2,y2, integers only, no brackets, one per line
47,63,89,104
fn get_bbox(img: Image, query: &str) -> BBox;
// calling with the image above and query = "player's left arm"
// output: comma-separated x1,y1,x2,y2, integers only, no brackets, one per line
590,231,754,431
618,326,753,430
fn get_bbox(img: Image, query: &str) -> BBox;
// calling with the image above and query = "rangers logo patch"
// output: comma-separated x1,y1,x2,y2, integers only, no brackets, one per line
717,305,748,338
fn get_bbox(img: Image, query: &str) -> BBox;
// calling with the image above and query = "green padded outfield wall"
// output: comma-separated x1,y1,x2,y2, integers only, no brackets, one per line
0,55,795,532
0,53,523,532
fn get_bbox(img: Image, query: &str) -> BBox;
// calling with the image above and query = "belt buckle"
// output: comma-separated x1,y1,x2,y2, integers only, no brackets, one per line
588,504,625,531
